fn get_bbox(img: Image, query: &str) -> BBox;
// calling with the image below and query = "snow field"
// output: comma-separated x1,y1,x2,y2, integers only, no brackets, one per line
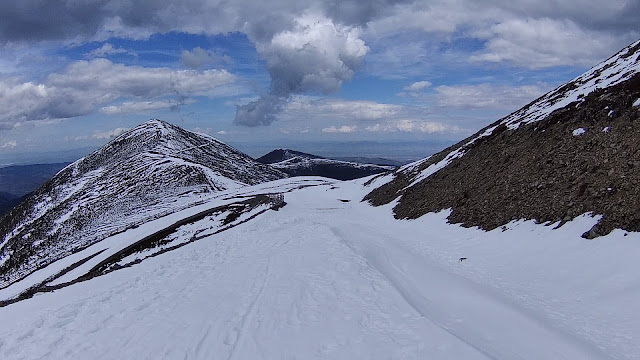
0,178,638,359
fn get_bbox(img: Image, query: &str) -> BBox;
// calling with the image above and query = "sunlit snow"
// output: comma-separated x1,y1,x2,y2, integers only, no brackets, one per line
0,178,638,359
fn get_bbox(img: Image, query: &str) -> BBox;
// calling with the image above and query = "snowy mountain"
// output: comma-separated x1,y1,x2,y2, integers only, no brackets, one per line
0,119,286,288
366,39,640,239
257,148,395,180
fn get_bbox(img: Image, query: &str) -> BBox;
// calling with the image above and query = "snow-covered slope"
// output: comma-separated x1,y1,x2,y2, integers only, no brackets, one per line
0,119,286,288
0,178,638,359
366,39,640,237
258,148,394,180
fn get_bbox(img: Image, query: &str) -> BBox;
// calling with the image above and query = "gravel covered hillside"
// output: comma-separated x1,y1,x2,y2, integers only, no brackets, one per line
365,40,640,238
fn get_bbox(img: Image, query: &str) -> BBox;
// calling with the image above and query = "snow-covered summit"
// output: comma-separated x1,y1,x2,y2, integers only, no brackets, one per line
0,120,286,288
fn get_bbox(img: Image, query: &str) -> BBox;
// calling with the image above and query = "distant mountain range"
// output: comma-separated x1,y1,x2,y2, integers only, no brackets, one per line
257,149,395,180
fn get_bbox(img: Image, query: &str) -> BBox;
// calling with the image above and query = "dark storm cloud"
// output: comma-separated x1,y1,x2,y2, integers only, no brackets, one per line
322,0,411,25
481,0,640,34
0,0,109,42
0,0,413,43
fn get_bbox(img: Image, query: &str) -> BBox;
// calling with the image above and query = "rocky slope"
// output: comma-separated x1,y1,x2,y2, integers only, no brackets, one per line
0,119,286,286
258,148,394,180
365,39,640,238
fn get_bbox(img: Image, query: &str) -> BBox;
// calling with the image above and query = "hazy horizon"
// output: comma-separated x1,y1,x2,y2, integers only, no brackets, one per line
0,136,457,166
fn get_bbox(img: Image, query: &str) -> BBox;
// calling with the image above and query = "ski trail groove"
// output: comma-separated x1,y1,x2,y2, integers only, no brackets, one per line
328,222,611,360
328,225,497,360
227,261,271,360
195,324,212,357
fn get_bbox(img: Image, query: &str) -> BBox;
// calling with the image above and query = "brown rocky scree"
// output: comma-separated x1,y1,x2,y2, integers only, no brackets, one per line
365,74,640,239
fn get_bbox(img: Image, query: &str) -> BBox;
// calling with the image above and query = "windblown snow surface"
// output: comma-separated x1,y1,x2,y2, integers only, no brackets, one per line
0,176,638,359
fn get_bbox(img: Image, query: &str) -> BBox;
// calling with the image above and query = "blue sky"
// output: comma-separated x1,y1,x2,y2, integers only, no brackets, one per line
0,0,638,163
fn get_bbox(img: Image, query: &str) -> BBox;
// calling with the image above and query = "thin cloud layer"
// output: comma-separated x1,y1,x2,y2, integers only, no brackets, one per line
88,43,128,58
366,120,458,134
435,83,546,109
101,100,196,114
322,125,357,133
0,59,237,128
277,97,469,137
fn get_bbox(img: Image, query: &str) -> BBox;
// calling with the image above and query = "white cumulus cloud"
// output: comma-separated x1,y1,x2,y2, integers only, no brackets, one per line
0,140,17,149
322,125,357,133
235,12,369,126
404,81,432,92
88,43,128,58
469,18,622,69
0,59,239,129
92,127,129,139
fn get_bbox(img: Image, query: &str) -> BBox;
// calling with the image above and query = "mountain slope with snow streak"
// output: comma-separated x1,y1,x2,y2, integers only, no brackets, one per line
0,120,286,289
365,39,640,237
0,178,637,359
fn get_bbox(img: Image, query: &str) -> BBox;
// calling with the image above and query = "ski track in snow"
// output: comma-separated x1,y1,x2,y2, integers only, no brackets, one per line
329,223,608,360
227,261,271,360
0,179,638,359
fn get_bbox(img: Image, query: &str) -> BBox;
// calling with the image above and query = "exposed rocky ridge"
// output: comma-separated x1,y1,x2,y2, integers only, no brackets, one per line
258,148,394,180
0,119,286,285
365,40,640,238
